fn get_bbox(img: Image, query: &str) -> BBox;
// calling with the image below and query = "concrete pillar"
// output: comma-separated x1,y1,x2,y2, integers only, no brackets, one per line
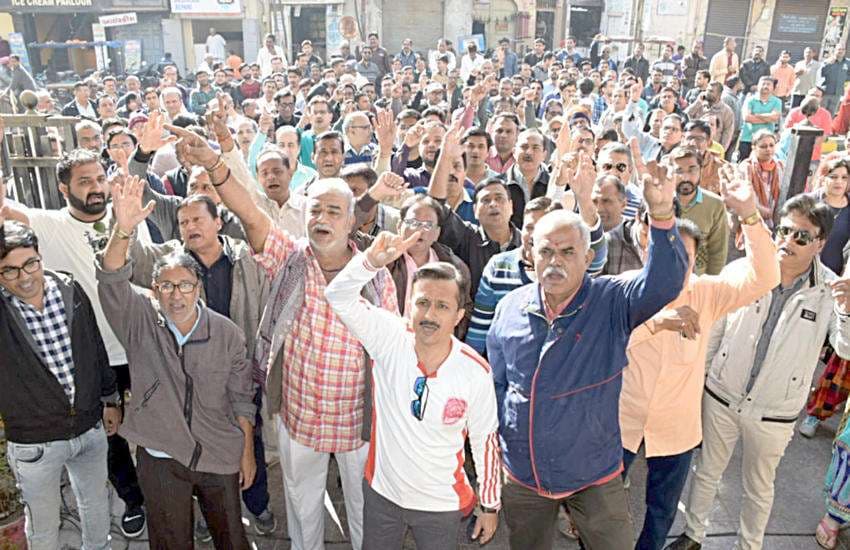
444,0,473,46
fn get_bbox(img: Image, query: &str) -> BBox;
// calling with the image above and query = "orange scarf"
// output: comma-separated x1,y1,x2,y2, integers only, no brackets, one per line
749,156,781,212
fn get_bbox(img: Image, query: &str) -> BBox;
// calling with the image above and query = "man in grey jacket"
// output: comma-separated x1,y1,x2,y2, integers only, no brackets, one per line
97,175,256,550
668,194,850,550
127,193,278,536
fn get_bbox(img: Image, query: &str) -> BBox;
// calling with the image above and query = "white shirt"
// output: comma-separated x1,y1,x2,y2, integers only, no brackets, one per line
75,101,96,119
325,256,502,513
428,50,457,74
206,34,227,62
26,207,152,366
460,53,486,81
256,45,286,78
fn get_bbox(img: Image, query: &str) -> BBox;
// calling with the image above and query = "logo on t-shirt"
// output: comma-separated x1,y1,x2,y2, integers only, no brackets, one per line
442,398,467,425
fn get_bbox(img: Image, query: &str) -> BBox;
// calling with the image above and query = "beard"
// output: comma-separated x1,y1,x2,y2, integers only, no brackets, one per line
66,191,107,216
676,181,696,196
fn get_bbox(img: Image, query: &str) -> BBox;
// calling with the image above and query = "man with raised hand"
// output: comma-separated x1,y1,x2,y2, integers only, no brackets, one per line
487,159,688,549
325,230,500,549
164,122,397,550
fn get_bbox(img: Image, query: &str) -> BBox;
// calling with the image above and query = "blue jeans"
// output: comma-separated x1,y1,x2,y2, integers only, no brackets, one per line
623,447,694,550
6,423,110,550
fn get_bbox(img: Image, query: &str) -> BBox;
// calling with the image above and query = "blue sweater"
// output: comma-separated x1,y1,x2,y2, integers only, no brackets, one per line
486,224,687,496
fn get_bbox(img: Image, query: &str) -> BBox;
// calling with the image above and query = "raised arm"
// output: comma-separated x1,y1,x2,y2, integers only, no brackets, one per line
165,123,272,254
324,231,420,364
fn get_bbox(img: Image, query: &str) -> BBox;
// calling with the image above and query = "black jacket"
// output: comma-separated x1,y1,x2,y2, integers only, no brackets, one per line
504,164,549,228
0,271,116,444
61,99,98,119
740,58,771,92
438,204,522,297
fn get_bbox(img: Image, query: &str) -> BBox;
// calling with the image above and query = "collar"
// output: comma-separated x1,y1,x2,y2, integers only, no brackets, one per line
680,187,704,210
346,142,375,156
526,275,590,322
165,304,203,347
477,224,521,249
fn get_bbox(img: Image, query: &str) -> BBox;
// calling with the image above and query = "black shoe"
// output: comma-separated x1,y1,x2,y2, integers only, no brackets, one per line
121,505,146,538
253,508,277,535
665,534,702,550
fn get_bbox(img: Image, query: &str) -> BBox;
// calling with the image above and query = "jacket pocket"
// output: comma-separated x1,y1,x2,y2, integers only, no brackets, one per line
134,379,160,413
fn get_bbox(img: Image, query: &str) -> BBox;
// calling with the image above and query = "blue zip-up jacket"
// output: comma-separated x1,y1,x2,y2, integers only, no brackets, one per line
486,224,687,496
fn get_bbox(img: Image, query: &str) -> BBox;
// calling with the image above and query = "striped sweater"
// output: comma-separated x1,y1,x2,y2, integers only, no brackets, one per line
465,218,607,355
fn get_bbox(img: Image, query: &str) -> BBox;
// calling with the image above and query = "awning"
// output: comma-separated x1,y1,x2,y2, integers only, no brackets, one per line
27,40,124,49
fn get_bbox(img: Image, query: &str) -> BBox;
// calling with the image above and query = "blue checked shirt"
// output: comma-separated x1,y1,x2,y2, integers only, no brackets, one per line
4,277,76,404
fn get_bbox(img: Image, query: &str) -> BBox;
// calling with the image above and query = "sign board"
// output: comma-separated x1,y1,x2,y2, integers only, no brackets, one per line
124,39,141,72
99,12,137,27
3,0,101,10
339,15,358,39
457,34,485,53
7,33,31,73
657,0,687,16
92,23,108,72
776,14,821,35
326,4,343,53
170,0,241,15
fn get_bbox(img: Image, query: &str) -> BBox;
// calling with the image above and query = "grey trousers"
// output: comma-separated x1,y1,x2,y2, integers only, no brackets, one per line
361,479,463,550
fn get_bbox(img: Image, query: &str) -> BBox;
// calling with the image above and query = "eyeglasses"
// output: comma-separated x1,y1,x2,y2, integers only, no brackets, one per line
775,225,818,246
155,281,199,295
403,219,436,231
601,162,628,173
0,257,41,281
279,102,295,109
410,375,430,421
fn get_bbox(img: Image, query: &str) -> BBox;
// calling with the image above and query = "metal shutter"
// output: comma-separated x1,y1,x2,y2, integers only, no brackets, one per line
703,0,752,60
767,0,830,62
381,0,445,56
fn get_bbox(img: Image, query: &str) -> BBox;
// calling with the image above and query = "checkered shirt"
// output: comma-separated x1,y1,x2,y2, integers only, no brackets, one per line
5,277,76,404
254,227,398,453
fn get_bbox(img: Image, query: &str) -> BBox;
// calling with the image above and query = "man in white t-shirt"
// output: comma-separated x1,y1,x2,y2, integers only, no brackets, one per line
1,148,150,539
205,27,227,64
325,231,501,550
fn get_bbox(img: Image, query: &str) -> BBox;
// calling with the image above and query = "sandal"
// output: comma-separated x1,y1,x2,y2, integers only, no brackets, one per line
816,517,839,549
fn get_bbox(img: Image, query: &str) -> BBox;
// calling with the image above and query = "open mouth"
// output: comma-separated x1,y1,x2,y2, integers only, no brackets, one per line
87,194,105,206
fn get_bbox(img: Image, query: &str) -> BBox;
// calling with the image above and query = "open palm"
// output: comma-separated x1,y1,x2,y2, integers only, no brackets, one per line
112,176,154,233
719,163,758,218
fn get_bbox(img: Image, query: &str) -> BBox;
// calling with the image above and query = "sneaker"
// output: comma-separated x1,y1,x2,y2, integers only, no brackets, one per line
664,534,702,550
253,508,277,535
195,515,212,542
799,415,820,438
120,506,146,539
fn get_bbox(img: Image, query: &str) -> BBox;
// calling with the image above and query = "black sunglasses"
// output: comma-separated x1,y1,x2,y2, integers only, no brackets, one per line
601,162,628,173
775,225,818,246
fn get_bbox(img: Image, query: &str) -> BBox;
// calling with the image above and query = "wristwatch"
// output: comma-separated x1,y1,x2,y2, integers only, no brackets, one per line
739,211,761,226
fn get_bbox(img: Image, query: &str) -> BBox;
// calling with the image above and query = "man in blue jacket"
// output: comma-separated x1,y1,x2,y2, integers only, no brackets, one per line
487,167,688,549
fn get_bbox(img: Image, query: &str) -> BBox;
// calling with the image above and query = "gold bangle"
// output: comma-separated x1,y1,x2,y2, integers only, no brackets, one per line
740,211,761,226
114,227,134,240
649,208,675,222
205,157,224,173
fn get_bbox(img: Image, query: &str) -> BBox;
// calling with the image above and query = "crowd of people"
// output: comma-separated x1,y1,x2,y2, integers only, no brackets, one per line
4,28,850,550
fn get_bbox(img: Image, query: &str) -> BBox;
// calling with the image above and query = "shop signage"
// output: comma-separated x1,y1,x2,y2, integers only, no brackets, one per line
0,0,104,11
170,0,241,15
99,12,137,27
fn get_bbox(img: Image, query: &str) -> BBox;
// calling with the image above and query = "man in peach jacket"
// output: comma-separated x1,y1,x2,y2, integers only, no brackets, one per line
618,166,780,550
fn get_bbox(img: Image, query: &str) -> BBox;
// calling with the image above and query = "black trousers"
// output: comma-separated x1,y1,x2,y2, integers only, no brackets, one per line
107,364,144,509
136,448,249,550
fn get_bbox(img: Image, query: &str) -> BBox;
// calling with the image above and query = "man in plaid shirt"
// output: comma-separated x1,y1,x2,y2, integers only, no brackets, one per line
168,123,397,550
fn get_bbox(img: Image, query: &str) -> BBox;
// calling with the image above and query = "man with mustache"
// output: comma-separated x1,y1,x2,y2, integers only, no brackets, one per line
166,122,398,550
667,193,850,550
125,193,277,537
666,146,728,275
503,128,550,228
97,176,255,549
1,149,152,538
487,156,688,549
621,164,780,550
324,231,501,549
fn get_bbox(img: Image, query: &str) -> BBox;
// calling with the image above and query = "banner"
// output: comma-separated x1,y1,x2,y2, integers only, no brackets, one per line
92,23,108,71
170,0,241,15
99,12,137,28
7,33,31,73
824,7,848,54
124,40,141,72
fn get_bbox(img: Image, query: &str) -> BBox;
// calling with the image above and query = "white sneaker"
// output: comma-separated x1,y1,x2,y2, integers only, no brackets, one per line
799,415,820,438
